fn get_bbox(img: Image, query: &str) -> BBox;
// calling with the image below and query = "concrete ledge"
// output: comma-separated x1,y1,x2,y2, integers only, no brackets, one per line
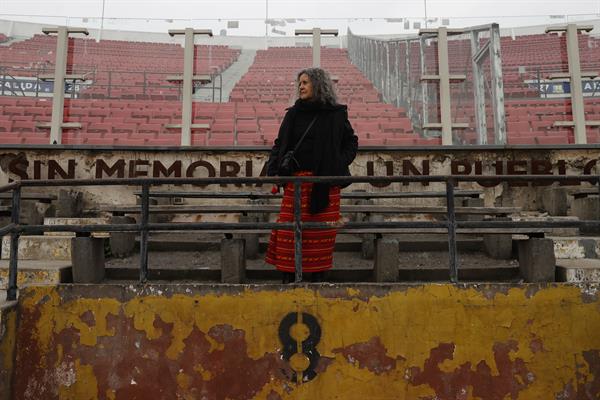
0,260,72,289
556,259,600,282
44,217,110,238
1,236,72,261
552,237,600,259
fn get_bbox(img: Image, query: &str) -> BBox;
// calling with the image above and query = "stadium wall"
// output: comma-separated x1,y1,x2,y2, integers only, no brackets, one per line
0,147,598,210
0,302,16,400
5,283,600,399
0,19,345,49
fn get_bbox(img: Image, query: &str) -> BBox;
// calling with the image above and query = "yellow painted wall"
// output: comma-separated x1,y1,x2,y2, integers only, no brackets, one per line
10,283,600,399
0,305,17,400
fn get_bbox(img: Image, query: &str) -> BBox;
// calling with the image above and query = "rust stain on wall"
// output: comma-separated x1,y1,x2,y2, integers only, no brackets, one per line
8,283,600,400
409,341,532,400
333,336,399,374
0,306,17,400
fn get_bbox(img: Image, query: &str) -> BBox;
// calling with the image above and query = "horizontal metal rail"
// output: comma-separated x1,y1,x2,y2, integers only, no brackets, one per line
0,174,598,300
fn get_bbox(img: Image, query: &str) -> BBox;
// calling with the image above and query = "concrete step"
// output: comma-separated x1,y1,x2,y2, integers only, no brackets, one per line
0,260,72,289
43,217,110,238
552,236,600,259
105,250,520,283
2,236,72,260
556,259,600,282
512,215,580,236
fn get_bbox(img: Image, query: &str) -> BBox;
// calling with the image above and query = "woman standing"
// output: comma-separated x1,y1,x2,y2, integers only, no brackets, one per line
265,68,358,283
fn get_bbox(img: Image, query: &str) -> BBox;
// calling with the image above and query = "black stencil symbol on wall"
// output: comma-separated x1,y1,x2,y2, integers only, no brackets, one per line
278,312,321,383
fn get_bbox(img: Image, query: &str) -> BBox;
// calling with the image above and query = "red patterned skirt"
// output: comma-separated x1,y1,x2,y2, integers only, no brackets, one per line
265,171,341,273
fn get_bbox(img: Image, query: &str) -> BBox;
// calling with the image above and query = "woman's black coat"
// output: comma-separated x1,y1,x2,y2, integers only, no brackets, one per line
266,101,359,214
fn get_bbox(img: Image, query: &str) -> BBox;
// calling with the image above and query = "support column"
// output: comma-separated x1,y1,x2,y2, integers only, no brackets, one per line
39,27,88,144
221,238,245,284
295,28,338,68
546,24,598,144
566,24,587,144
518,238,556,282
489,24,507,144
166,29,213,146
49,26,67,145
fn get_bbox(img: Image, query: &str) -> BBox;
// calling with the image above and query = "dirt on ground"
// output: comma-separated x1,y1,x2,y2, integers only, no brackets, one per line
106,249,517,271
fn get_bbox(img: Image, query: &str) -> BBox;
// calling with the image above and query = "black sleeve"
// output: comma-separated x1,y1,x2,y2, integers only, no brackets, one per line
340,111,358,166
266,136,281,176
266,111,291,176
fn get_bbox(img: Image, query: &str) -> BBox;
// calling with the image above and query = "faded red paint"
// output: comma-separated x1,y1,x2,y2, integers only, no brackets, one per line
557,350,600,400
13,310,284,400
529,337,545,354
409,341,532,400
333,337,399,374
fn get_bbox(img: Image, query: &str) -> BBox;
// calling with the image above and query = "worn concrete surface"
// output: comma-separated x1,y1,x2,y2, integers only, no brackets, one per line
6,283,600,399
0,260,72,289
1,236,71,261
556,259,600,282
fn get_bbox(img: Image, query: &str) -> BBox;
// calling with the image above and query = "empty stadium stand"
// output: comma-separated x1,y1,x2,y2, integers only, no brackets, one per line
0,31,599,146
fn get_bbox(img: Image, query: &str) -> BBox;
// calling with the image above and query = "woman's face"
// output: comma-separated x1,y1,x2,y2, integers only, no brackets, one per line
298,73,314,100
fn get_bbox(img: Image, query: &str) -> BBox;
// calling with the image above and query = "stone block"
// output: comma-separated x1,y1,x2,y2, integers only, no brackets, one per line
71,237,105,283
460,197,484,221
56,189,83,218
542,187,568,216
1,236,71,261
109,216,137,258
556,259,600,282
518,238,556,282
374,238,398,282
361,213,383,260
483,234,513,259
19,201,45,226
571,197,600,232
221,238,245,284
239,215,259,259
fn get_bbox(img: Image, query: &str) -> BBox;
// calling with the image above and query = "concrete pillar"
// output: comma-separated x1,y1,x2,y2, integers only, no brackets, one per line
374,238,398,282
109,216,137,257
571,197,600,220
56,189,83,218
239,214,259,259
483,234,513,259
460,197,484,221
518,238,556,282
542,187,568,216
571,197,600,233
71,236,105,283
361,214,384,259
221,238,245,283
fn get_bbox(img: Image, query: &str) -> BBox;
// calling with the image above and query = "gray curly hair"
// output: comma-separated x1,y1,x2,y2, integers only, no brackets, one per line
296,67,338,105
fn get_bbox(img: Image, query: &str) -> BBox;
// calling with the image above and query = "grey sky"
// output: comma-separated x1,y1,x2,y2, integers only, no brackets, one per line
1,0,599,35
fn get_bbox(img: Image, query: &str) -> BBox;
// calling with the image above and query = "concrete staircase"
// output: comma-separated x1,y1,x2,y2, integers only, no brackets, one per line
0,217,110,295
193,48,257,102
552,236,600,282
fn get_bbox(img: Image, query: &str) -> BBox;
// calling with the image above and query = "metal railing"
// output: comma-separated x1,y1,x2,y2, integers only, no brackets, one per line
1,174,599,300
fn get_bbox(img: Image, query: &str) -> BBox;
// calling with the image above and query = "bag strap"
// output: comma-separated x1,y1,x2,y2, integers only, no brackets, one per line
290,114,318,154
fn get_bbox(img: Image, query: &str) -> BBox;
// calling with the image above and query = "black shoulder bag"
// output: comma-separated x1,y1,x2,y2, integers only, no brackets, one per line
278,115,318,176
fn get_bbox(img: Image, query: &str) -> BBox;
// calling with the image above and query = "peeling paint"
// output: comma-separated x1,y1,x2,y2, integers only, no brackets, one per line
0,306,17,400
9,283,600,399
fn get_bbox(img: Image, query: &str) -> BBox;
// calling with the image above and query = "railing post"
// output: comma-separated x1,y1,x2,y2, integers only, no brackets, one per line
446,178,458,283
139,183,149,283
7,185,21,301
293,180,302,283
